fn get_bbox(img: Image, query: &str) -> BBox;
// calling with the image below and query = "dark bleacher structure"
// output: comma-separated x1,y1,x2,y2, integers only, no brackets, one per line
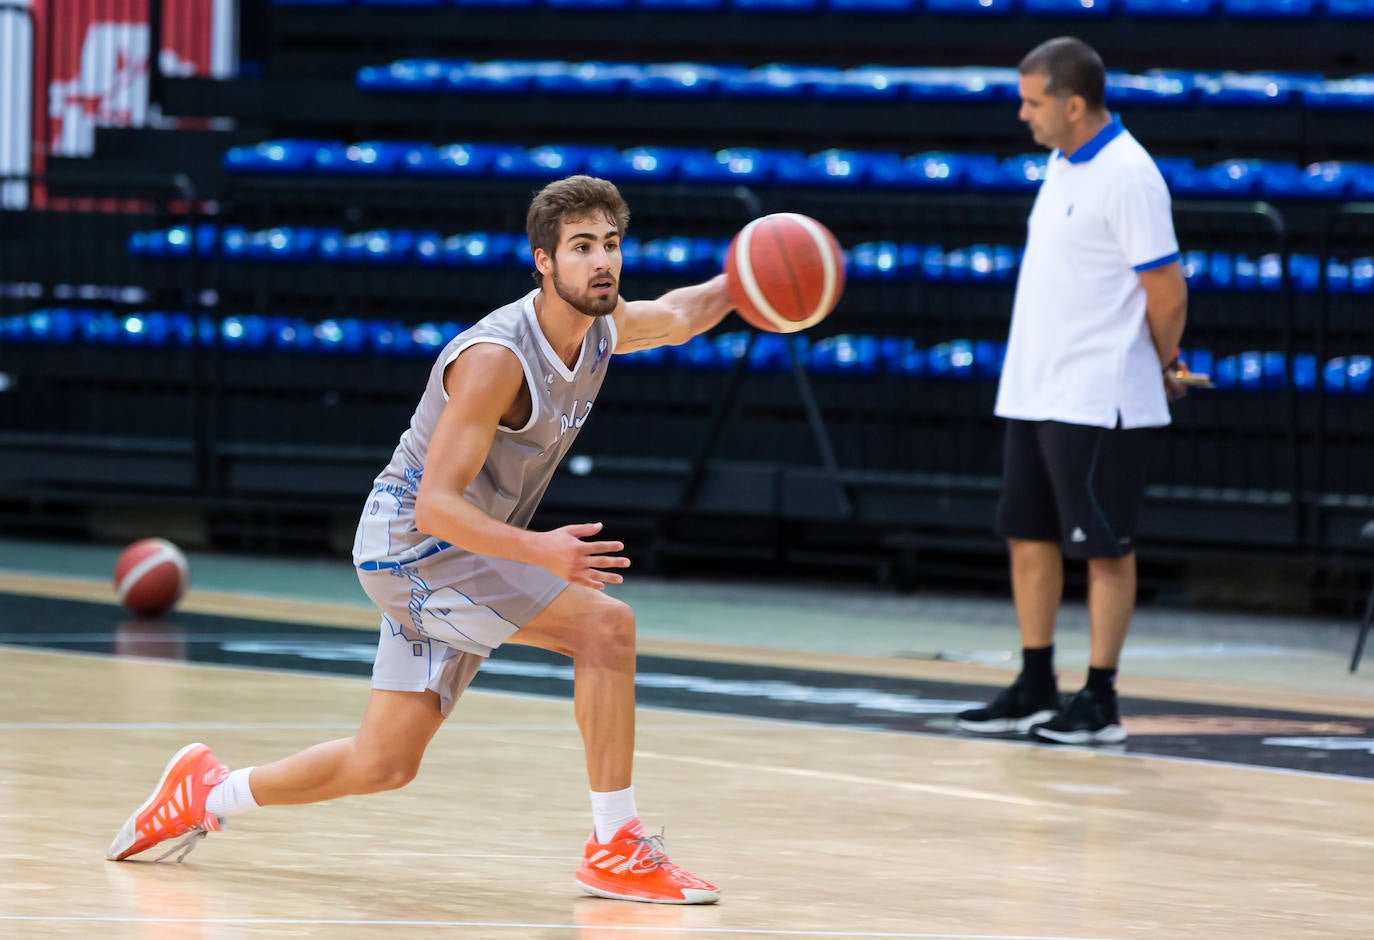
2,0,1373,602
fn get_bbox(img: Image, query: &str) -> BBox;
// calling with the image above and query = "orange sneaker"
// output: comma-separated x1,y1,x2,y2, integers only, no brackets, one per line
575,819,720,905
105,743,229,863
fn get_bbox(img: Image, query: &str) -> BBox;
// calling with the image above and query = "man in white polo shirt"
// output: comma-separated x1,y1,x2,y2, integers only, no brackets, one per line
956,37,1189,746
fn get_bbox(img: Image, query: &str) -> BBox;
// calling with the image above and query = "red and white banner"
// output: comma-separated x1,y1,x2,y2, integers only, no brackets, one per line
0,0,237,199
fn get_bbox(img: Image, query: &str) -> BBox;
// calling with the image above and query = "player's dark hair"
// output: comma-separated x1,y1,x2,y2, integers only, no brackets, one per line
526,176,631,285
1019,36,1106,112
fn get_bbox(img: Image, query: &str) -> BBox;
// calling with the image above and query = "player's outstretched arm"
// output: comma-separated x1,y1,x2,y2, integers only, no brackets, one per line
413,344,629,589
612,273,734,354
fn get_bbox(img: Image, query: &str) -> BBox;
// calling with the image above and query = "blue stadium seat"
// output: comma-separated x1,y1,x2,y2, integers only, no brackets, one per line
363,0,443,7
339,230,417,265
1352,257,1374,292
1214,351,1285,391
827,0,917,11
850,242,905,280
886,152,993,190
885,338,929,377
533,62,642,94
1195,71,1310,106
1170,159,1264,197
356,59,454,92
224,139,334,173
309,319,366,355
547,0,630,7
585,146,695,181
812,67,909,101
245,226,323,262
640,237,698,274
1180,250,1211,288
906,67,1016,102
1351,165,1374,198
1120,0,1216,15
669,334,726,369
774,149,873,187
1287,254,1321,293
810,335,880,375
312,141,417,174
1327,0,1374,16
1222,0,1316,16
453,0,536,7
1324,355,1373,395
1303,76,1374,109
221,315,270,350
1152,156,1197,191
679,148,777,183
926,340,978,380
526,144,616,176
1291,353,1317,391
415,232,518,267
1326,259,1352,292
444,60,546,94
722,64,835,98
1107,71,1194,105
960,154,1045,192
1288,162,1358,199
404,142,507,177
925,0,1015,13
637,0,725,9
1023,0,1118,15
628,63,735,96
734,0,822,10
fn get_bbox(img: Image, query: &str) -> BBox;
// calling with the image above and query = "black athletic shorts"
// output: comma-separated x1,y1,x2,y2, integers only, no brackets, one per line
995,418,1157,560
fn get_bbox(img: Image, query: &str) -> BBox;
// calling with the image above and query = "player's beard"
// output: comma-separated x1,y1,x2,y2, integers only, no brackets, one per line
551,262,618,318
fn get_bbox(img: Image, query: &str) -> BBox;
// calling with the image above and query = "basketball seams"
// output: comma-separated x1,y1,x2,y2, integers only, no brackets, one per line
731,219,793,332
764,215,810,327
116,542,186,603
784,214,840,330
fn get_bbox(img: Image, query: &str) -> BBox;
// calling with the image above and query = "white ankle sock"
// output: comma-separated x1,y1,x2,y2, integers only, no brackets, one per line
590,786,637,843
204,767,259,819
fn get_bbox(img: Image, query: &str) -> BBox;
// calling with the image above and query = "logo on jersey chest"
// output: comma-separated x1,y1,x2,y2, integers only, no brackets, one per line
559,400,595,437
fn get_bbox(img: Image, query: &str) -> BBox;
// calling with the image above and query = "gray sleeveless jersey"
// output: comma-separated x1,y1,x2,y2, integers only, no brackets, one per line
352,288,617,569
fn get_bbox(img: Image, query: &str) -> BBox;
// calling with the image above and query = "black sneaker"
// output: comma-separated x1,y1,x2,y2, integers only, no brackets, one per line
955,681,1060,735
1028,687,1127,746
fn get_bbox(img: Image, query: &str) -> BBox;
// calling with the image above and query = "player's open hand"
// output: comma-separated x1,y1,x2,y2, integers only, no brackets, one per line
538,522,630,589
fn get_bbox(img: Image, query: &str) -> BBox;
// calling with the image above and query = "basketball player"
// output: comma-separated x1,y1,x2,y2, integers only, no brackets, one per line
107,176,733,904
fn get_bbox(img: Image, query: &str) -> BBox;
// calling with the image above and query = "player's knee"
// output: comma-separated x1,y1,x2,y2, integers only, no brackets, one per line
576,596,636,665
354,751,421,793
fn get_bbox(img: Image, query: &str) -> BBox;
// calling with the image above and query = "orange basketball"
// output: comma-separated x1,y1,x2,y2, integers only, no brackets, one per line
113,538,189,618
724,212,846,333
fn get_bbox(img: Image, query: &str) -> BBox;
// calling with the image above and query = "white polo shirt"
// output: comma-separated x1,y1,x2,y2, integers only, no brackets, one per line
994,117,1180,429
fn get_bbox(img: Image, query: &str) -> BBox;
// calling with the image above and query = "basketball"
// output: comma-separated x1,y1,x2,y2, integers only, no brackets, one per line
724,212,846,334
113,538,189,618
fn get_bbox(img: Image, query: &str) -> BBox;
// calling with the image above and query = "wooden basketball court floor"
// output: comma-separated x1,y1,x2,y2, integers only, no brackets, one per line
2,547,1374,939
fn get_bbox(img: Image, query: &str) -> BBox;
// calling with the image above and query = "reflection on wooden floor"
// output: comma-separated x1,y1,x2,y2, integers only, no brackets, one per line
2,643,1373,940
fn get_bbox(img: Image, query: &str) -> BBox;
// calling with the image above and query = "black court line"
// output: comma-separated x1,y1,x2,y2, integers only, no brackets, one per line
2,592,1372,780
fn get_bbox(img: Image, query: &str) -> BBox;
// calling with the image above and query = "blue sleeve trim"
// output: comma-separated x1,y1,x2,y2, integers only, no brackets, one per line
1133,252,1180,273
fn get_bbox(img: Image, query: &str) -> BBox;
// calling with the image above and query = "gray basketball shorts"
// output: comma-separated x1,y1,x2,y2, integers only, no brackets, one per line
357,549,569,716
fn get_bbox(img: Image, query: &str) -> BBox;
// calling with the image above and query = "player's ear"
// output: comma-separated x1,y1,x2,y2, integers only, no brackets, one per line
534,248,551,276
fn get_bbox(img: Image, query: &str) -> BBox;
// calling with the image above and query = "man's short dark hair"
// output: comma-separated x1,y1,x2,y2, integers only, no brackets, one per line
526,175,630,285
1019,36,1106,111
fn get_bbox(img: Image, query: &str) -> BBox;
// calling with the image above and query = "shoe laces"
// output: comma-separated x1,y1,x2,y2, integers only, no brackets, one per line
623,830,670,874
152,817,221,863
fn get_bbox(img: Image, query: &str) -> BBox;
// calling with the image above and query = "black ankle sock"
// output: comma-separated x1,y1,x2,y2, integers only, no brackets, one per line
1086,666,1118,698
1019,645,1057,698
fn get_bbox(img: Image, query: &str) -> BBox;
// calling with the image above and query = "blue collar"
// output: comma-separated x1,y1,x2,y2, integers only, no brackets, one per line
1062,115,1123,164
